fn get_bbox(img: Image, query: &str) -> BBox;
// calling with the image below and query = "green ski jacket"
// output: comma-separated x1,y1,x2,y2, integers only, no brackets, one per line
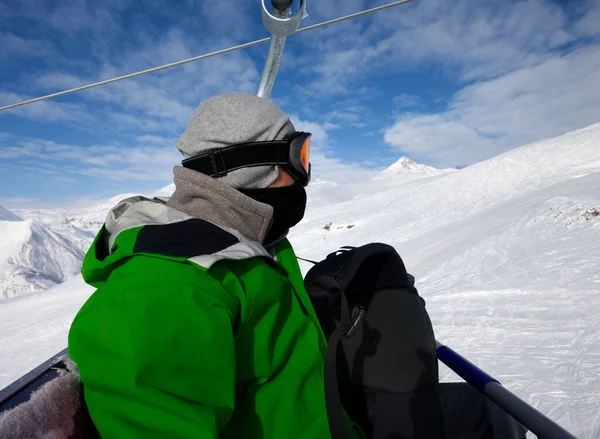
69,195,359,439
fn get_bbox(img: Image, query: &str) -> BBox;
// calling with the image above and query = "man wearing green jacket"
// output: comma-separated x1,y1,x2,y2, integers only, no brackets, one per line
68,92,355,438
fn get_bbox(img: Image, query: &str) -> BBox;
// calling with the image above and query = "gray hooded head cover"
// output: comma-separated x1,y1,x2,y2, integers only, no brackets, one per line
175,92,296,189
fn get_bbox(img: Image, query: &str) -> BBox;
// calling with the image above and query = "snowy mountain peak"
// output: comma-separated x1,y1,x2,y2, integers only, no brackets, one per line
0,205,22,221
389,156,419,170
383,156,436,174
374,156,454,182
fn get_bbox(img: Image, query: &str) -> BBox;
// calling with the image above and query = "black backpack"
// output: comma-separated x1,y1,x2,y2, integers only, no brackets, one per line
303,243,445,439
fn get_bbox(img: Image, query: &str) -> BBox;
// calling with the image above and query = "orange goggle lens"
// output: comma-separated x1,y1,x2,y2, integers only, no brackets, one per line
299,136,310,173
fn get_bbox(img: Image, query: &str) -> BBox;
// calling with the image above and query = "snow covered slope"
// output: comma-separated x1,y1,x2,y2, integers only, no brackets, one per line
289,123,600,438
0,205,21,221
1,123,600,437
0,220,85,299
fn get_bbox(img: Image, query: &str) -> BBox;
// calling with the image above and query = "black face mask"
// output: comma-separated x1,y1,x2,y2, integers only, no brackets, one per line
240,183,307,246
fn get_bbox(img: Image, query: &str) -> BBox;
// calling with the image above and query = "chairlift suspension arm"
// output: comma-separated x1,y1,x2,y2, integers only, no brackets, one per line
256,7,291,98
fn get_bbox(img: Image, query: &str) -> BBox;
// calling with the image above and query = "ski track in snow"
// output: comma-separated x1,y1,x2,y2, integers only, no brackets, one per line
1,123,600,437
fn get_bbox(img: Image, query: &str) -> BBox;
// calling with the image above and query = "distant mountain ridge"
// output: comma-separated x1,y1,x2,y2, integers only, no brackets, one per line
0,205,22,221
0,219,85,299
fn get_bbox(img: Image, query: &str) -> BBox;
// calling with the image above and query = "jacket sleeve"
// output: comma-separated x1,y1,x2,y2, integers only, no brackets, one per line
68,276,240,439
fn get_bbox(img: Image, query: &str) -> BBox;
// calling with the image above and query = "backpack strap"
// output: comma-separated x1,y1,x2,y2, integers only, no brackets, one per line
324,278,365,439
325,324,353,439
308,273,350,437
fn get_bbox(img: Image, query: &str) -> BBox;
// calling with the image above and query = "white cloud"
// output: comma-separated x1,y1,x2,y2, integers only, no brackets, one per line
309,0,366,21
290,115,377,183
0,198,46,209
297,0,600,95
310,152,377,184
27,29,260,135
137,134,177,146
372,0,585,81
105,113,169,133
0,134,181,183
82,165,174,182
323,110,367,128
0,32,54,60
289,114,340,149
45,2,118,33
0,0,125,33
0,92,94,124
384,44,600,166
35,72,87,90
198,0,257,38
384,114,502,165
89,79,195,128
393,94,423,108
572,0,600,37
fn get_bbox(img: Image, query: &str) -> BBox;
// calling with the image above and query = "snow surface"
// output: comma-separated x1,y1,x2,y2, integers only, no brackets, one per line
0,276,93,387
1,124,600,437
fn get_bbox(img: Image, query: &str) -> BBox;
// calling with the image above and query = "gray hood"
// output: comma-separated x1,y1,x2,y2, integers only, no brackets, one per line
167,166,274,244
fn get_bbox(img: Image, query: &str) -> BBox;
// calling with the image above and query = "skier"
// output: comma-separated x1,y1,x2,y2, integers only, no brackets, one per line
64,90,533,439
67,91,357,438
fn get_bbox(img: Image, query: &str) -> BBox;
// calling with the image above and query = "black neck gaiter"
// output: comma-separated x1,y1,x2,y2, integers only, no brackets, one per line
239,183,307,246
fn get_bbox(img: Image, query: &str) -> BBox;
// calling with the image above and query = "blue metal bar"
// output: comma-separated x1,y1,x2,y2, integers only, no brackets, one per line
436,341,578,439
436,343,499,393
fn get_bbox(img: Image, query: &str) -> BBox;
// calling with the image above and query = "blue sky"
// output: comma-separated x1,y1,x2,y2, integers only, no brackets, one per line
1,0,599,208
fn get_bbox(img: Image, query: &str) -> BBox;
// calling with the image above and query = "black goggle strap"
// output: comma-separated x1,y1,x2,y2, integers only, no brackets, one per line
181,133,310,180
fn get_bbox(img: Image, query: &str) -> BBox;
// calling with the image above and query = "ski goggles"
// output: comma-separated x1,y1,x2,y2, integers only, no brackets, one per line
181,131,312,186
